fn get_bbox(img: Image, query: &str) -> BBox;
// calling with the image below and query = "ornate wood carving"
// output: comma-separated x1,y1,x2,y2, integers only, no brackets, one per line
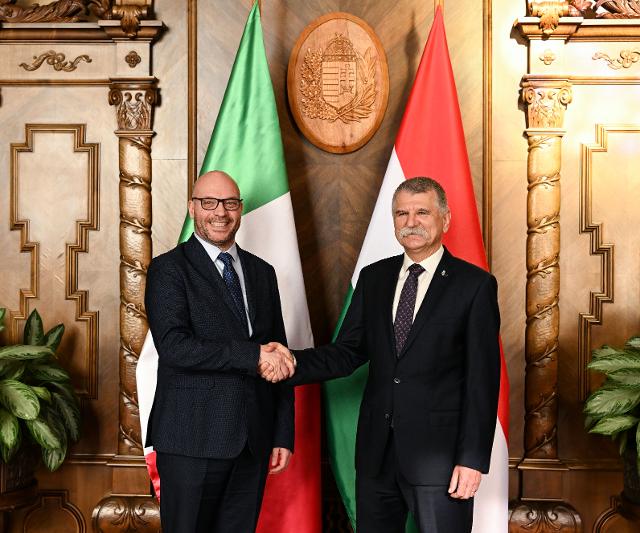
110,0,152,38
108,78,157,455
24,491,86,532
124,50,141,68
593,495,640,531
92,495,159,532
540,50,557,65
593,49,640,69
528,0,571,34
0,0,85,23
10,124,100,399
509,501,582,532
577,125,640,400
19,50,92,72
287,12,389,154
521,77,572,460
570,0,640,16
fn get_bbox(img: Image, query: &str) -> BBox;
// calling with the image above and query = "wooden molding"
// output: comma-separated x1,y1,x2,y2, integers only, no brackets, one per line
9,123,100,399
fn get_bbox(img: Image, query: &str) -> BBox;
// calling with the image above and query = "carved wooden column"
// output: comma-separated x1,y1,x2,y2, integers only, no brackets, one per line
521,76,571,462
92,77,161,533
108,78,157,457
509,73,581,533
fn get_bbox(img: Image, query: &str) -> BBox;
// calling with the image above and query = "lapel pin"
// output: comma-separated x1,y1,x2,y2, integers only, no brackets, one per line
441,270,447,277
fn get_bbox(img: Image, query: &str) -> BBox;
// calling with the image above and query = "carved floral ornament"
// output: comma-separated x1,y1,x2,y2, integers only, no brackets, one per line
522,81,573,129
593,48,640,68
19,50,92,72
0,0,153,38
527,1,640,34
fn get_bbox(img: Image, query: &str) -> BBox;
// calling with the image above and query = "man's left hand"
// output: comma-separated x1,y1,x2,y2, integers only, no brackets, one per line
269,447,292,474
448,465,481,499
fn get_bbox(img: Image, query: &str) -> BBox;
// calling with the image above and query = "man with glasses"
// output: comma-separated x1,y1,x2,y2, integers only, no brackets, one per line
144,170,296,532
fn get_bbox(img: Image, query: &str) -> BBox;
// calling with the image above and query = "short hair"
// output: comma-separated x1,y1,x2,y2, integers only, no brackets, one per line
392,177,449,212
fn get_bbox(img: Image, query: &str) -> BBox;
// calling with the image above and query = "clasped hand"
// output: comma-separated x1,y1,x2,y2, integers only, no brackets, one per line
258,342,296,383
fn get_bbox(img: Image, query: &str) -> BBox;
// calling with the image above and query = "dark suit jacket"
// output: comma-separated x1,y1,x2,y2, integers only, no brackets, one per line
144,235,294,460
290,247,500,485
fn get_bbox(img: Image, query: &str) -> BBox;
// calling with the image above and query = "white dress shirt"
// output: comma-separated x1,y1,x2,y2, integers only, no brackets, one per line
392,246,445,322
194,233,252,336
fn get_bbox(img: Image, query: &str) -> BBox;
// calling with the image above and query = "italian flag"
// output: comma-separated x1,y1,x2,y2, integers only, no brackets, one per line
135,3,321,532
324,7,510,532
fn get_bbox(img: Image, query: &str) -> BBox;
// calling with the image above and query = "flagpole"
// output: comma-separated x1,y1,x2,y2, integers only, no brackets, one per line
434,0,444,12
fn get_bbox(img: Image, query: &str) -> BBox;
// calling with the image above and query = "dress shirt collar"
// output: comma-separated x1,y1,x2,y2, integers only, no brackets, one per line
400,245,444,277
194,233,240,265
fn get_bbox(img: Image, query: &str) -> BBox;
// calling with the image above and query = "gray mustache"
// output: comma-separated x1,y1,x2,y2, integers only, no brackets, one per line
398,227,427,238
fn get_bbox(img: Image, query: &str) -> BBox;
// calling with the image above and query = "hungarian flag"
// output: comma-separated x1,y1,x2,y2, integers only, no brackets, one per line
136,3,321,532
324,7,510,532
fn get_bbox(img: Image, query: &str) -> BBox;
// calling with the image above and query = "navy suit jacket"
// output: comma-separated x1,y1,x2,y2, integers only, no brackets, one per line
290,247,500,485
144,235,293,459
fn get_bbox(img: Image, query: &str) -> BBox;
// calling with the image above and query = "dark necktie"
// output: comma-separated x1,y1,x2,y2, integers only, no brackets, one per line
393,263,425,355
217,252,249,334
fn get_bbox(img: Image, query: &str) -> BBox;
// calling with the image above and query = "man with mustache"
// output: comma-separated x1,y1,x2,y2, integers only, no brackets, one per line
145,170,296,532
265,177,501,533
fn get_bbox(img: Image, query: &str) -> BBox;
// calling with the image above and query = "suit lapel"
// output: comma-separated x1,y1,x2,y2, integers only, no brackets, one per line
398,248,453,357
184,235,246,332
237,247,257,327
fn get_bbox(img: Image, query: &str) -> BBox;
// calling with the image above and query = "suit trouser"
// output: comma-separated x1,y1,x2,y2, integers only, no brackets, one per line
356,434,473,533
156,445,269,533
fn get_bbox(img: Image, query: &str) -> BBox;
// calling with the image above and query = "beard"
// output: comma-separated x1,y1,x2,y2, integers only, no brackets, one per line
194,214,240,249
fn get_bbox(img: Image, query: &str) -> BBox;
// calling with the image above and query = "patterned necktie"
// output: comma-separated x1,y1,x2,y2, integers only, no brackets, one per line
393,263,425,355
217,252,249,334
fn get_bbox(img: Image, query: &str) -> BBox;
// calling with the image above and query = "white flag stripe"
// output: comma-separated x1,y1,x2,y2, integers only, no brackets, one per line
352,147,404,286
138,332,158,454
238,192,313,349
472,424,509,532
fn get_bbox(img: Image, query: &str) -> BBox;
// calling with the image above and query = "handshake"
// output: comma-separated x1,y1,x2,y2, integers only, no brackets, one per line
258,342,296,383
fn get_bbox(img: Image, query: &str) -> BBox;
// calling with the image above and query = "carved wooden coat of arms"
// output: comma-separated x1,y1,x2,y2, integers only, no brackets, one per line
287,13,389,153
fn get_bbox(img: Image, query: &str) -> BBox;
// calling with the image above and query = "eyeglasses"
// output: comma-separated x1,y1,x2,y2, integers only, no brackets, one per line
192,197,243,211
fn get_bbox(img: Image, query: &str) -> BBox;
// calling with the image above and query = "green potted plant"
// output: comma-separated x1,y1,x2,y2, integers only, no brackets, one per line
0,308,81,476
584,335,640,504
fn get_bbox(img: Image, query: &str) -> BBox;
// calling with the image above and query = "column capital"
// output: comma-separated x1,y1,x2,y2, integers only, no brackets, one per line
522,76,572,129
108,77,158,132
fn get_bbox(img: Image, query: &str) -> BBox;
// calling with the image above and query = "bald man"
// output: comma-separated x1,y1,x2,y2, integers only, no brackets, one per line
145,171,296,532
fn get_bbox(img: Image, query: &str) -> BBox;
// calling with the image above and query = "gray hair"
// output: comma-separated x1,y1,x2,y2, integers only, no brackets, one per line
392,177,449,213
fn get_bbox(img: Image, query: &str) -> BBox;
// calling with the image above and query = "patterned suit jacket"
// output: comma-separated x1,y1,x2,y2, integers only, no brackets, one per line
144,234,293,459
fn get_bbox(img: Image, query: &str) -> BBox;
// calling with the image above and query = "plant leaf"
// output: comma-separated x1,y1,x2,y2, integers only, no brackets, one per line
42,444,67,472
589,415,639,436
626,336,640,350
588,353,640,374
0,361,25,380
28,362,71,383
0,407,20,461
0,380,40,420
31,386,51,403
23,309,44,346
44,324,64,352
608,368,640,386
25,417,60,450
620,431,628,455
584,386,640,417
52,392,80,442
0,308,5,333
0,345,53,362
592,345,622,360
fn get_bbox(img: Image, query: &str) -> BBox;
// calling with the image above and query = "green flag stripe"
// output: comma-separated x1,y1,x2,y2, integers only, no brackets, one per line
199,3,288,215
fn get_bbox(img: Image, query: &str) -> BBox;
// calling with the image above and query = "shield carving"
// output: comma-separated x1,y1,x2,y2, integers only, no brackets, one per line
321,34,357,109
